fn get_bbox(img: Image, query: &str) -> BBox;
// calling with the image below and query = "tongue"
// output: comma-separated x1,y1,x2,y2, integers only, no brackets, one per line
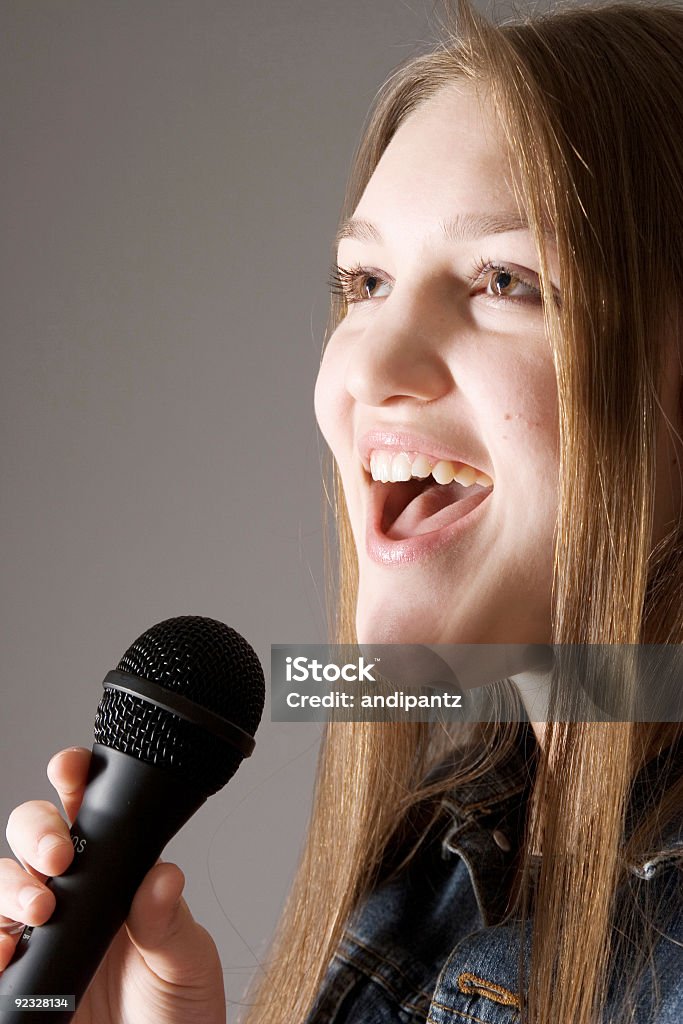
385,480,488,540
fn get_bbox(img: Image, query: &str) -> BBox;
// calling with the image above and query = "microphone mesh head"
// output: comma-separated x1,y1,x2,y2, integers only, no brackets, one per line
94,616,265,795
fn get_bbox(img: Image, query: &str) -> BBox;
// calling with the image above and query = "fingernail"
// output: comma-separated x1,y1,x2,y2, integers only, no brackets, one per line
19,886,45,910
38,834,64,857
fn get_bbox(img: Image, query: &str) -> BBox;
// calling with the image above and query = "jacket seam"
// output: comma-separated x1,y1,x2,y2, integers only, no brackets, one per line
428,1007,517,1024
341,932,434,1001
336,947,432,1014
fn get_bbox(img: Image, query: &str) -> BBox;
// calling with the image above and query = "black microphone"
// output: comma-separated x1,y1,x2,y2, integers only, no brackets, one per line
0,615,265,1023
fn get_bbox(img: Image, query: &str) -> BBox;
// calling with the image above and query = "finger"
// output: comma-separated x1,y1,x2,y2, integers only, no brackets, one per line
6,801,74,881
46,747,91,826
0,914,30,973
0,859,56,930
0,932,21,974
0,916,27,937
126,861,187,957
125,862,220,987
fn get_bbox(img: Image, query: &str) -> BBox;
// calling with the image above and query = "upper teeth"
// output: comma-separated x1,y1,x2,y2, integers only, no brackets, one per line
369,451,493,487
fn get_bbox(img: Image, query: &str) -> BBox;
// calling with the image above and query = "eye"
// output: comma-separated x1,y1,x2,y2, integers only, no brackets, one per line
470,258,547,305
328,264,393,304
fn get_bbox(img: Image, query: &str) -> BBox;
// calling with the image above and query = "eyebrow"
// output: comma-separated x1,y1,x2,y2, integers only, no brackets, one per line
335,212,553,249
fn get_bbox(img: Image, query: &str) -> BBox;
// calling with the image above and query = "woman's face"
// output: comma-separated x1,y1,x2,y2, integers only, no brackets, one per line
315,84,559,644
315,84,679,645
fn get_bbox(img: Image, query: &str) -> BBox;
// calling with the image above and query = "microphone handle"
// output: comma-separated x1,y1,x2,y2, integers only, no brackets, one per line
0,744,207,1023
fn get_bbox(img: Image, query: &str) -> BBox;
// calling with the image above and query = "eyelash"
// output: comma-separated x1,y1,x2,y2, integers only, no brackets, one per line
327,257,544,307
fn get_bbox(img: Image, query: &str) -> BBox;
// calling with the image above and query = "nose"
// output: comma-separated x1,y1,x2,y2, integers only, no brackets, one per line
344,294,454,407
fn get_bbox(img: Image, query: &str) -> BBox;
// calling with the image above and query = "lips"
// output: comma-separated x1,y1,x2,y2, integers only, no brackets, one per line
357,429,494,564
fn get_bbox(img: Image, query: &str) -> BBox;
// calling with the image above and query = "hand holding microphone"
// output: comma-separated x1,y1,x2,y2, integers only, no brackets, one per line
0,616,265,1023
1,748,225,1024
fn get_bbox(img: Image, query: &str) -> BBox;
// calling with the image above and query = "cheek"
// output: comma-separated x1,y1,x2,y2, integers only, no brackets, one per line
313,349,338,444
314,338,350,455
313,365,330,440
491,359,559,452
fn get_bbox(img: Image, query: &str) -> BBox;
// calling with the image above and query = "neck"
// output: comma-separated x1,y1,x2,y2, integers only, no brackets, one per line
510,666,552,749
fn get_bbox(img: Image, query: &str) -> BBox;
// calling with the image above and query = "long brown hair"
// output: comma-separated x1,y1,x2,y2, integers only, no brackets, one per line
242,3,683,1022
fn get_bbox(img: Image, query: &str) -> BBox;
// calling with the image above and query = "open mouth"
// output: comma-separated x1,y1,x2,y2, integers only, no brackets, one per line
379,476,493,540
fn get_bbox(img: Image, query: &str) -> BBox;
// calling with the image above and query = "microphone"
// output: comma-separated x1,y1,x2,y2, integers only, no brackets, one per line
0,615,265,1023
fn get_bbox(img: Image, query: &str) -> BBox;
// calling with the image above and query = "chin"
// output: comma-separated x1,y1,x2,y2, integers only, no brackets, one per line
355,597,410,644
355,592,451,645
356,617,417,645
355,588,551,647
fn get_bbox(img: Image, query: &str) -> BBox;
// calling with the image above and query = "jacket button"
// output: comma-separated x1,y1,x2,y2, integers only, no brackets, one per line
492,829,511,852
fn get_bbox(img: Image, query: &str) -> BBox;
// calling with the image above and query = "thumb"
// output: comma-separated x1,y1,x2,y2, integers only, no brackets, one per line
124,861,218,986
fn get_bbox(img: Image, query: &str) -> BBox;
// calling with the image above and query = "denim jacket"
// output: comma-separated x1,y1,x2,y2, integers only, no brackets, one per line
306,726,683,1023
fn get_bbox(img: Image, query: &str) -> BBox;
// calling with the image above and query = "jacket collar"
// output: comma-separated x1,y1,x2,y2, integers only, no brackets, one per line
437,724,683,880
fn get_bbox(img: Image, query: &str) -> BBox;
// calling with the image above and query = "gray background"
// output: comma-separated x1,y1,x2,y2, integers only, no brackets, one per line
0,0,445,1012
0,0,549,1015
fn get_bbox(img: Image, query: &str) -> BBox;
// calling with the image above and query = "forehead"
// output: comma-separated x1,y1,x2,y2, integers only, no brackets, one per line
350,84,521,234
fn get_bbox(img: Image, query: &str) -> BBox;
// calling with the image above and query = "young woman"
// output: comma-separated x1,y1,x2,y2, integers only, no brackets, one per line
1,2,682,1022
